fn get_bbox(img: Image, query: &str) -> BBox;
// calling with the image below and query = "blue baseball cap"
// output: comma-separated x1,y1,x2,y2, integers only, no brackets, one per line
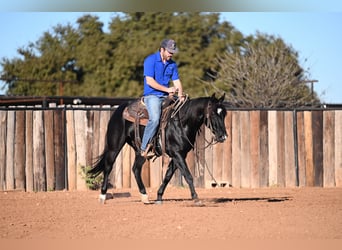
161,39,178,53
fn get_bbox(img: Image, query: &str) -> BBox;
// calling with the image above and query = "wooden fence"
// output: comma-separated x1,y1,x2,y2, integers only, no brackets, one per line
0,105,341,192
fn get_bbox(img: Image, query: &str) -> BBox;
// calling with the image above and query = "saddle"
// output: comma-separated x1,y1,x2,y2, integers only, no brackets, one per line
122,96,176,157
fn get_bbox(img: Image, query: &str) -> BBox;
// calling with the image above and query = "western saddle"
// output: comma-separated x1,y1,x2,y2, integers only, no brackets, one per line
122,96,179,159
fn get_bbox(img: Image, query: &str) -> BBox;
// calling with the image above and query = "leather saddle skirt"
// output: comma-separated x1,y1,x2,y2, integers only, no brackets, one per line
122,98,149,126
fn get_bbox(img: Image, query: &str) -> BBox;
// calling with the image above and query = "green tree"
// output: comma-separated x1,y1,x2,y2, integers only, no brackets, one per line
1,12,319,106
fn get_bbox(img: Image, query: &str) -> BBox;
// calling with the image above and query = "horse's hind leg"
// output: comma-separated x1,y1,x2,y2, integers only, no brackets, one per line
99,149,120,203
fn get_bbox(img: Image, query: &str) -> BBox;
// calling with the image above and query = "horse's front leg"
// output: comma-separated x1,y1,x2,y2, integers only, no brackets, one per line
157,156,198,204
174,155,198,201
132,154,152,204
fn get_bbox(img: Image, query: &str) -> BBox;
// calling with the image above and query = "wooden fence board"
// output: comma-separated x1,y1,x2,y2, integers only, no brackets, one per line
0,111,7,191
25,110,33,191
268,111,278,186
142,159,150,188
203,126,213,187
122,144,131,188
66,109,76,190
98,108,110,156
185,150,196,185
86,110,94,167
33,110,46,191
223,111,232,186
312,111,323,186
304,111,314,186
92,109,100,168
14,110,25,190
250,111,260,188
74,109,87,190
335,111,342,187
113,146,123,189
296,112,306,186
240,111,251,187
323,111,335,187
284,111,296,187
259,111,269,187
231,111,241,187
54,109,65,190
194,125,205,188
277,111,285,187
6,110,15,190
213,132,224,183
130,147,139,189
150,157,162,188
44,110,55,191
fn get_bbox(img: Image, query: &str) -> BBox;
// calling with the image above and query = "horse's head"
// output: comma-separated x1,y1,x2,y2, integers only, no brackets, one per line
204,93,228,143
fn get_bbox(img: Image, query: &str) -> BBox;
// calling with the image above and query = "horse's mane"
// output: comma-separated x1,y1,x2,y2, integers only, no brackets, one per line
179,96,210,116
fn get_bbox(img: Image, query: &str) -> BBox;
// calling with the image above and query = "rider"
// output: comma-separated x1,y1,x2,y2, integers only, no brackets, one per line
140,39,185,158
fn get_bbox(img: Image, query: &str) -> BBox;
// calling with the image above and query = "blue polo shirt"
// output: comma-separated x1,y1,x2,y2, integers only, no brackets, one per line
143,51,179,96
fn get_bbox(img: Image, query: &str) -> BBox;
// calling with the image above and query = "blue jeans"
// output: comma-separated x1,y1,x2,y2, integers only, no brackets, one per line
141,95,165,151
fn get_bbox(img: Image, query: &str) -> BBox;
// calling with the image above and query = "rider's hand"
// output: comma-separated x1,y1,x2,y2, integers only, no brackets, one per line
168,87,176,94
179,94,186,102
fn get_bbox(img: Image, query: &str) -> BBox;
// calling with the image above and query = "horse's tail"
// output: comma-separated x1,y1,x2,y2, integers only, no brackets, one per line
87,151,107,177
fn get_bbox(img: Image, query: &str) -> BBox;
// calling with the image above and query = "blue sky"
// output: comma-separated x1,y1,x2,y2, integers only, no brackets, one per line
0,12,341,104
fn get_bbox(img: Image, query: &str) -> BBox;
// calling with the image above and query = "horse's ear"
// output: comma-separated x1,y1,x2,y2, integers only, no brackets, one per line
218,93,226,103
211,93,216,99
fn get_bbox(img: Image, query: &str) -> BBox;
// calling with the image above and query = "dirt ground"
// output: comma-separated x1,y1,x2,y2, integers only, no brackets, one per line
0,187,341,240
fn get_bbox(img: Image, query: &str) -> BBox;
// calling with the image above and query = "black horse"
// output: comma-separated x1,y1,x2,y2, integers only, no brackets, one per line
88,94,227,204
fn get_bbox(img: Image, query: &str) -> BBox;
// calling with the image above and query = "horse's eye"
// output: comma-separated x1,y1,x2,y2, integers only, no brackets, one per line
217,108,223,115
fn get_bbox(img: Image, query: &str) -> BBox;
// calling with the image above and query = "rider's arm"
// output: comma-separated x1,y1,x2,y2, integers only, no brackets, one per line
145,76,175,94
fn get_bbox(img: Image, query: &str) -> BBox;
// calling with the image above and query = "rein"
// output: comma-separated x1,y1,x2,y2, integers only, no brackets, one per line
172,98,220,185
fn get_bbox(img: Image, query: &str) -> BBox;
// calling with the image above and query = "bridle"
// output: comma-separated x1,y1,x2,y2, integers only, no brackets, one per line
177,99,221,150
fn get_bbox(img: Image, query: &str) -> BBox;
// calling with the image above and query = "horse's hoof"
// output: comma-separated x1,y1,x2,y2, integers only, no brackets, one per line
99,194,106,204
141,194,154,204
155,200,163,205
194,199,205,207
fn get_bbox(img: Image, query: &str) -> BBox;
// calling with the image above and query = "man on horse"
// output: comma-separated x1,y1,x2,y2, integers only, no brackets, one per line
140,39,185,158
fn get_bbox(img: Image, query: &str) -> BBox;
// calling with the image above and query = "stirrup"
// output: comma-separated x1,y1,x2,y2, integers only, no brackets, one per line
140,144,154,158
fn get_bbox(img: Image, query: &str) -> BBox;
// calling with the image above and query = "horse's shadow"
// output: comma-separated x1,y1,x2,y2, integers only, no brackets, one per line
146,196,292,206
104,192,292,206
